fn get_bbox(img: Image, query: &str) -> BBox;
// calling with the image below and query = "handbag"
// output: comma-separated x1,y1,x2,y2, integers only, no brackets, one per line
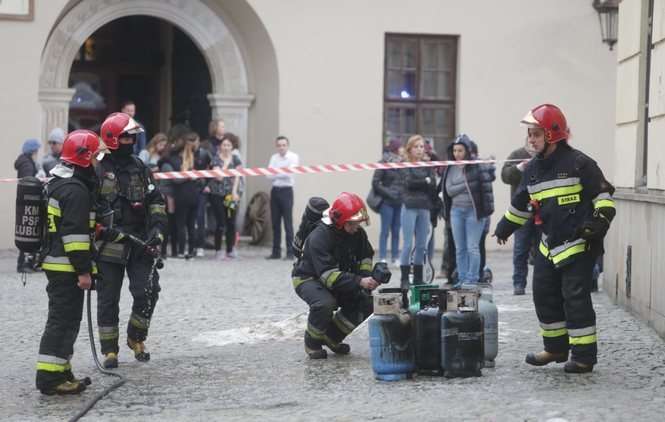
366,188,383,213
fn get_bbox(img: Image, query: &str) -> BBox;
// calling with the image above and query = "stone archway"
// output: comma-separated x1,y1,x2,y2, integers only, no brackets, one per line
39,0,254,149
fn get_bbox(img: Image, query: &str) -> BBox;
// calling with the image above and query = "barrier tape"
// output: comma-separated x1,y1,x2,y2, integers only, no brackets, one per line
0,158,524,183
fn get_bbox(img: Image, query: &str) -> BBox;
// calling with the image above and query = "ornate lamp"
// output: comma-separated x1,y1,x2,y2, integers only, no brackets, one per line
593,0,620,50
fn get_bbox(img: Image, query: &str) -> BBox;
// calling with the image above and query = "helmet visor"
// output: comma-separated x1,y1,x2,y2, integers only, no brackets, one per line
520,110,540,128
122,117,144,135
347,207,370,226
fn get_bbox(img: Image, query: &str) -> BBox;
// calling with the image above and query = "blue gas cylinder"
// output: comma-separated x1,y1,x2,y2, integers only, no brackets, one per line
369,290,415,381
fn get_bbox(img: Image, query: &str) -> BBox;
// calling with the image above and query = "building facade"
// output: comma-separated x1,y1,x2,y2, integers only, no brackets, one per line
0,0,616,249
605,0,665,337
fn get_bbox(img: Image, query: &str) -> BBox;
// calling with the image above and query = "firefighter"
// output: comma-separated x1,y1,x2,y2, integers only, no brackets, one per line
36,130,104,395
292,192,379,359
494,104,615,373
95,112,166,368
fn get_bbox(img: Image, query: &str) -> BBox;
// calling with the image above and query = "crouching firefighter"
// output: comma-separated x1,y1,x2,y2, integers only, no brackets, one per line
292,192,380,359
494,104,615,373
95,112,166,368
36,130,104,395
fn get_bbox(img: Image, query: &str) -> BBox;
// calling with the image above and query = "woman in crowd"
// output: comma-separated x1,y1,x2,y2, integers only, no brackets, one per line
139,133,168,171
372,139,403,266
399,135,437,288
169,132,201,258
208,133,244,259
157,140,178,258
441,134,495,287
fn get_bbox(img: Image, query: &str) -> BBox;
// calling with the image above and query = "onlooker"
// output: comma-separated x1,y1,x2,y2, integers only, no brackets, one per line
139,133,168,171
193,135,213,257
15,138,41,273
501,141,538,295
209,133,244,259
200,118,225,157
266,136,299,260
157,142,178,258
169,132,201,258
42,128,65,176
120,100,148,155
399,135,437,288
372,139,403,265
441,134,495,287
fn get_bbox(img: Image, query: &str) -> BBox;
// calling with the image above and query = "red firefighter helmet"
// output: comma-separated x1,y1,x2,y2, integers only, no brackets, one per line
521,104,569,144
60,130,102,168
100,112,143,150
329,192,369,229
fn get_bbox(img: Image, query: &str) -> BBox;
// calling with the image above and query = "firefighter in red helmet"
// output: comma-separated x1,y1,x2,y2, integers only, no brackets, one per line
494,104,615,373
36,130,105,395
95,112,166,369
291,192,379,359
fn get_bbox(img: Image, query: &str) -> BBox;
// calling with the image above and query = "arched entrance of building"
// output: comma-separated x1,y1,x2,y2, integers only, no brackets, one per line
39,0,256,161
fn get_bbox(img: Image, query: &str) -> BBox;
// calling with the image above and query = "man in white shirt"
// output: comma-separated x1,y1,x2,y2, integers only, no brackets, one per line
266,136,299,259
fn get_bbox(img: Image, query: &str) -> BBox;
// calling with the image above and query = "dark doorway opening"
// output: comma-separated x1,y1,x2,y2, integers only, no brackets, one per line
68,15,212,143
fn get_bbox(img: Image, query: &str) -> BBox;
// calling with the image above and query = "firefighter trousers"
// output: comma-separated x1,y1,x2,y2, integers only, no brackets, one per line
36,271,84,391
97,247,161,354
296,280,373,347
533,251,597,365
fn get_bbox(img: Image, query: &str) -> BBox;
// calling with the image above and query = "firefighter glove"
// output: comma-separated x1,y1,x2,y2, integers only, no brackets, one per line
575,217,609,241
145,228,163,247
95,224,124,242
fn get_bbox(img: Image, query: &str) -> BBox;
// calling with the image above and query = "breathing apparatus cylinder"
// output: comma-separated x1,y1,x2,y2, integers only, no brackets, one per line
15,176,45,253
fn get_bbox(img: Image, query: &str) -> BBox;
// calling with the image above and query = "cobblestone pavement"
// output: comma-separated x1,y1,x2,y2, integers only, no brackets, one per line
1,248,664,422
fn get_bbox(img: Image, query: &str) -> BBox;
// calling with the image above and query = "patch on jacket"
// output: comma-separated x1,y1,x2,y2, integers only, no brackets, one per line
557,193,580,205
557,172,568,179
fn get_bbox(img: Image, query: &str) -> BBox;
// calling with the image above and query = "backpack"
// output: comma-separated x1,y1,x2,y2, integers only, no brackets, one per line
292,197,330,259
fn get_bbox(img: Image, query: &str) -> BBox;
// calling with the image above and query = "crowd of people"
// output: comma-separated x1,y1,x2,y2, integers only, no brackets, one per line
15,101,299,272
370,133,500,292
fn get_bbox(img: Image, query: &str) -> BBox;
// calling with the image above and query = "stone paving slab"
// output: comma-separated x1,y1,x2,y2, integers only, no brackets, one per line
0,248,663,422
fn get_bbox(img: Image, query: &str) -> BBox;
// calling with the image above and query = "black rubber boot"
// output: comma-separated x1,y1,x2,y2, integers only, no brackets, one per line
127,338,151,362
325,342,351,355
40,380,87,396
304,331,327,359
103,352,118,369
399,265,410,290
564,360,594,373
413,265,424,285
525,351,568,366
65,369,92,386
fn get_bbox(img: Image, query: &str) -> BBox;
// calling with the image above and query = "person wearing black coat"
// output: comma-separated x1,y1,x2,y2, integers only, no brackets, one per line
440,134,494,286
371,139,403,264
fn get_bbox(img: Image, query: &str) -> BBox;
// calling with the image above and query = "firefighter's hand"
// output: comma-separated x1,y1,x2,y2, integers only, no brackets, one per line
492,233,508,245
359,277,380,291
145,228,163,247
77,273,92,290
575,218,609,240
95,224,123,242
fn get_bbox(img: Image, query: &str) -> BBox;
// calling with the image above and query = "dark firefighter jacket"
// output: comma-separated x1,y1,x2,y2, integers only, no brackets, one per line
42,174,96,274
495,143,615,268
292,222,374,293
96,155,166,262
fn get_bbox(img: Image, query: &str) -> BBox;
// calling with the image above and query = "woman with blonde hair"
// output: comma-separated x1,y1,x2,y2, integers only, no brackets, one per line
399,135,437,289
139,133,168,171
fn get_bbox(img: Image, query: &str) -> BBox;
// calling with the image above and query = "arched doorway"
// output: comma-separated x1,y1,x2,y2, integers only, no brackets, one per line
39,0,254,159
67,15,213,139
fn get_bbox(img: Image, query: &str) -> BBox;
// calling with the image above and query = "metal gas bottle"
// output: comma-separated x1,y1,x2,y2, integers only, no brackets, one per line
478,283,498,368
440,289,484,378
15,176,45,253
415,290,445,375
369,289,415,381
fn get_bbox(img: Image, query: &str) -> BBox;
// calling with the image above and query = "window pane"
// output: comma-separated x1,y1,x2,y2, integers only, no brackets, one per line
386,38,402,68
387,70,416,99
386,104,416,142
419,106,454,138
422,39,445,70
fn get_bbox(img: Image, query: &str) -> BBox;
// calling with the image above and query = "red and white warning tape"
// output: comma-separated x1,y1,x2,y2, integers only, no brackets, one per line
0,158,520,183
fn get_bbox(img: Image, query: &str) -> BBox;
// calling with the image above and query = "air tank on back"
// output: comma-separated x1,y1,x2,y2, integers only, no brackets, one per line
478,283,498,368
369,288,415,381
441,289,484,378
415,289,447,375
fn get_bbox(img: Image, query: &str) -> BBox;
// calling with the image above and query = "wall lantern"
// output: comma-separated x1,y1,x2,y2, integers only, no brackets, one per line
593,0,620,50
